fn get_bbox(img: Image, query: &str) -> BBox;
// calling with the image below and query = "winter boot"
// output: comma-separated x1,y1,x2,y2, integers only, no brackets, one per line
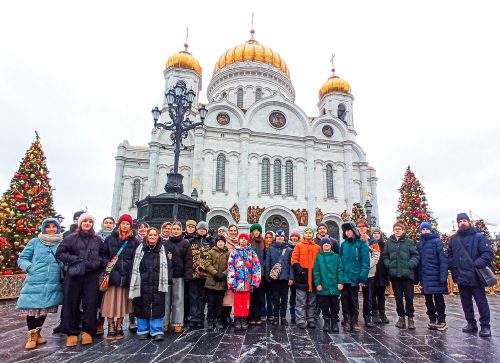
395,317,406,329
380,311,389,324
207,319,216,331
407,317,415,330
52,323,62,335
435,322,448,331
298,322,307,329
323,318,331,332
106,319,116,340
462,323,478,333
479,326,491,337
291,315,296,324
35,327,47,345
307,320,316,329
364,315,374,328
25,330,38,350
66,335,78,347
216,319,224,329
343,316,352,332
129,314,137,333
351,317,361,332
241,318,249,331
96,317,105,336
81,332,93,345
115,318,125,340
280,316,288,326
372,311,382,324
331,319,340,333
428,317,437,330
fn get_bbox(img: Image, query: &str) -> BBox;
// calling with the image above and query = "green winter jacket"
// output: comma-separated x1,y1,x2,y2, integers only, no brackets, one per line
382,234,420,281
339,238,370,285
313,251,344,295
204,246,229,290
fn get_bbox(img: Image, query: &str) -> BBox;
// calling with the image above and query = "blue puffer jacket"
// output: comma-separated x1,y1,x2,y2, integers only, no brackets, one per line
417,231,448,294
448,227,493,287
17,219,64,309
265,242,294,281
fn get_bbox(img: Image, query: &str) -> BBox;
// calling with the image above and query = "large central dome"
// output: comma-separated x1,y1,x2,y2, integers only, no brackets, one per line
213,30,290,78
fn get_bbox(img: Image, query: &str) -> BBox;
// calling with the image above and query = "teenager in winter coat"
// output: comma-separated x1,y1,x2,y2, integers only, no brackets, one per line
159,221,171,240
129,227,169,341
417,222,448,331
261,231,275,321
56,213,104,347
136,222,149,241
265,229,293,325
314,222,340,254
204,235,230,330
313,237,344,333
248,223,265,325
17,218,64,350
189,220,213,329
288,229,301,324
227,233,262,331
382,222,420,330
221,224,239,325
163,221,193,333
370,227,390,324
339,221,370,332
291,227,321,329
97,216,115,241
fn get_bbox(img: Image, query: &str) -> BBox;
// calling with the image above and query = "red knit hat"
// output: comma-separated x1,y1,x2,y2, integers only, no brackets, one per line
238,233,250,243
117,214,133,226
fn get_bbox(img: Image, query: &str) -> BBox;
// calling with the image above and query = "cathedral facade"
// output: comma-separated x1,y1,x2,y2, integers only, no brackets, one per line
110,30,378,240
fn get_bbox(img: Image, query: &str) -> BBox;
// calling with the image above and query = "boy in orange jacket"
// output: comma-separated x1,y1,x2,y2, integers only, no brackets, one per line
291,227,321,329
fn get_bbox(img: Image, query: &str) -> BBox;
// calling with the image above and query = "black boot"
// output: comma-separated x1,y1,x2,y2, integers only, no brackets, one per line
380,311,389,324
351,318,361,332
280,316,288,326
364,315,374,327
343,316,352,332
323,318,331,332
216,319,224,329
479,326,491,337
207,319,216,331
272,316,279,326
462,323,478,333
241,318,248,331
372,311,382,324
331,319,339,333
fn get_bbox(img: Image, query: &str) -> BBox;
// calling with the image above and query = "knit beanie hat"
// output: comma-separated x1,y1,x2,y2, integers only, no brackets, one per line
319,237,331,247
456,213,470,223
186,220,197,227
238,233,250,243
77,213,95,228
41,218,62,234
371,227,381,234
249,223,262,233
275,229,286,239
419,221,433,232
341,221,360,239
218,226,228,234
117,214,133,226
290,229,301,238
265,231,275,239
73,210,85,221
303,227,314,235
215,235,226,244
197,221,208,231
317,222,327,229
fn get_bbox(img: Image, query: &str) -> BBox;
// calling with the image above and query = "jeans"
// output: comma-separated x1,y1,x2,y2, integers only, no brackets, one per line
207,289,225,320
262,280,274,317
372,285,387,313
341,284,360,321
319,295,340,320
391,277,415,317
458,285,490,328
271,280,289,318
137,317,164,337
295,289,316,324
424,294,446,323
165,278,184,326
362,277,375,317
189,278,207,323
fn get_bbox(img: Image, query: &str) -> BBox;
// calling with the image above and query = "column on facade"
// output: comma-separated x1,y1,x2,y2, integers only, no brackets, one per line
238,131,250,227
343,144,354,211
360,164,368,203
305,138,316,228
148,142,160,196
369,175,379,225
111,155,125,219
192,128,206,194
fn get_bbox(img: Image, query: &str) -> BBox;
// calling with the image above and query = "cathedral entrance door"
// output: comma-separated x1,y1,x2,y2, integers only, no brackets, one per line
265,215,289,237
325,220,340,241
208,215,229,235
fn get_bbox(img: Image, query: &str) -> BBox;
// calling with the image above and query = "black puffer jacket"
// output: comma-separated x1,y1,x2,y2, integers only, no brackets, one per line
132,242,167,319
103,230,140,287
56,231,104,273
164,235,193,280
371,237,389,287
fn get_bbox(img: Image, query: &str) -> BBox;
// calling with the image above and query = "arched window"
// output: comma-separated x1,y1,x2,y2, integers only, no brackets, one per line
338,103,346,122
274,160,282,195
237,88,244,108
222,91,227,99
326,164,334,198
216,154,226,192
131,179,141,207
261,158,270,194
285,160,293,196
255,88,262,102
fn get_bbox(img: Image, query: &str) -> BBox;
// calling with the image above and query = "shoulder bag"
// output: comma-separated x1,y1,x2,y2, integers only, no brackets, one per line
456,235,496,287
99,240,129,292
270,249,287,280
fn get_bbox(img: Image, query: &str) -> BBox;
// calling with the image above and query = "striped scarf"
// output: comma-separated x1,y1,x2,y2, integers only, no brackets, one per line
129,244,169,299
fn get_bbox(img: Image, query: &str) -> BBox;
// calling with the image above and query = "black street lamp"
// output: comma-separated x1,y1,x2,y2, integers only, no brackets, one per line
151,80,208,194
364,199,373,227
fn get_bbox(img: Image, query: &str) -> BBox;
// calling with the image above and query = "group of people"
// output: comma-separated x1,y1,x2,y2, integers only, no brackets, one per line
15,210,494,350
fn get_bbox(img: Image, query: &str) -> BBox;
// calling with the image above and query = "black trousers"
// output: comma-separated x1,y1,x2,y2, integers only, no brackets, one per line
424,293,446,323
372,285,387,313
189,278,207,322
362,277,375,317
61,271,100,335
341,284,360,321
289,286,296,318
319,295,340,320
391,277,415,318
249,286,264,321
184,281,190,320
206,289,225,320
458,285,490,328
271,280,289,318
27,315,47,330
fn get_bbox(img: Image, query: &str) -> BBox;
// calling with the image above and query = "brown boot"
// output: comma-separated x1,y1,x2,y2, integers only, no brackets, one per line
96,317,105,336
115,318,124,340
81,331,93,345
106,319,116,341
66,335,78,347
35,327,47,345
25,330,38,350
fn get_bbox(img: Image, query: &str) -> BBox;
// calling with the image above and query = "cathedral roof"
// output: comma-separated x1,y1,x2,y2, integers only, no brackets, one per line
166,43,202,76
213,29,290,78
319,68,351,99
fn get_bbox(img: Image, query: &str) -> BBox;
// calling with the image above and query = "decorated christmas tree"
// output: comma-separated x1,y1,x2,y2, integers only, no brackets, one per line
473,219,499,273
350,202,366,222
0,135,57,275
474,219,492,240
396,166,436,241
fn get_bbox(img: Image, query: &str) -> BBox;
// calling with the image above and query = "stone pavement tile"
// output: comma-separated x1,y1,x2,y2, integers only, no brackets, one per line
152,340,199,362
92,353,156,363
315,343,349,362
240,333,266,357
188,331,225,356
336,342,372,358
266,342,293,362
289,330,320,358
180,354,213,363
220,333,245,344
239,356,265,363
293,358,323,363
210,342,242,362
137,335,176,354
330,333,357,344
307,327,333,343
267,325,289,343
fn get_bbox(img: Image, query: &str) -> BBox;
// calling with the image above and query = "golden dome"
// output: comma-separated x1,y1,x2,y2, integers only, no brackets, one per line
319,69,351,99
213,30,290,77
166,43,202,76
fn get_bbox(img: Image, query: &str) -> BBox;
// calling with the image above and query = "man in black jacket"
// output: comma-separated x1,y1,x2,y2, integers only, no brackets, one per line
448,213,493,337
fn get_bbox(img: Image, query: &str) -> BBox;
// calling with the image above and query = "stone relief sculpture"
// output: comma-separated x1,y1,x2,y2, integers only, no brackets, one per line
247,206,265,224
292,208,308,226
230,203,240,223
316,208,324,226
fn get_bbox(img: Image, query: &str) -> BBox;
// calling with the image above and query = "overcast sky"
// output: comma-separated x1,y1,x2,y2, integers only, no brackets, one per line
1,0,499,235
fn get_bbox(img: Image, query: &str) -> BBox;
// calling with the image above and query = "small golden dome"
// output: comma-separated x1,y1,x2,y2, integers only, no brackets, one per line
319,69,351,99
166,43,202,76
213,30,290,78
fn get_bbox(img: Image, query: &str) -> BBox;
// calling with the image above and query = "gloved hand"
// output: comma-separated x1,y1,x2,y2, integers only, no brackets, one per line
214,272,226,282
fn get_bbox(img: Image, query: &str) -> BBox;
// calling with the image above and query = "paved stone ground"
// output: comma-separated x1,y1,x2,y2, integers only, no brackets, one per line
1,294,499,363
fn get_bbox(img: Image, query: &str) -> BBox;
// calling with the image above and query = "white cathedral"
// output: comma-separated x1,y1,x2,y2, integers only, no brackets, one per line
110,30,379,240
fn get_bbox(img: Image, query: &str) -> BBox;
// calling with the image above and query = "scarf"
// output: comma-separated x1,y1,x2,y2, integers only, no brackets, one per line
38,233,63,246
129,243,169,299
97,229,113,240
